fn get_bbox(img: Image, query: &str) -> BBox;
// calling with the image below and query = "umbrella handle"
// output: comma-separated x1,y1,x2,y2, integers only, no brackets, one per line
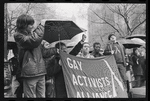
58,33,61,50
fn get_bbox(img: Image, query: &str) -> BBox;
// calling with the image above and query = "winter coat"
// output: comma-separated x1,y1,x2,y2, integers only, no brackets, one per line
41,45,57,80
14,24,47,78
104,41,127,67
46,41,83,98
130,54,143,76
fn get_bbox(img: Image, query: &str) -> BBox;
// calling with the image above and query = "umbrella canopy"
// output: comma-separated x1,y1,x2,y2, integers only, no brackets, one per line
131,38,145,43
117,38,144,49
43,20,85,44
126,34,146,40
49,40,75,47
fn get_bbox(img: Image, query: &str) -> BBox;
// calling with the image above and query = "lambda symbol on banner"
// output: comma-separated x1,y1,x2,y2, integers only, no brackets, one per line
102,59,124,98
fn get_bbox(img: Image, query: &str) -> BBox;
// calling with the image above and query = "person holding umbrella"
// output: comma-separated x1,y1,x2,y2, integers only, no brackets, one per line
104,34,128,87
14,14,57,98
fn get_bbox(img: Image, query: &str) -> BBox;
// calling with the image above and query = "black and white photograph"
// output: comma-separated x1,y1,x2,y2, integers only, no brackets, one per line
4,3,146,98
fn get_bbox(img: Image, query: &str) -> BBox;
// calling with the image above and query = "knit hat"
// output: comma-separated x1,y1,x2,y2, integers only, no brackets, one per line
108,34,115,40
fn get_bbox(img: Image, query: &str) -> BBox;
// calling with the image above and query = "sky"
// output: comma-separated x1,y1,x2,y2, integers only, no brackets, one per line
7,3,90,42
46,3,90,42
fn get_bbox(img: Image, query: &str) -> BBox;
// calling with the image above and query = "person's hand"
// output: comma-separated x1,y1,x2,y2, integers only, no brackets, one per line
59,60,62,66
81,34,86,43
57,49,59,54
40,20,46,26
111,50,115,54
41,40,47,45
136,59,139,64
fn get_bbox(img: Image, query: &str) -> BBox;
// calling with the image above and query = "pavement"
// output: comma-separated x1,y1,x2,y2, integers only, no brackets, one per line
130,86,146,98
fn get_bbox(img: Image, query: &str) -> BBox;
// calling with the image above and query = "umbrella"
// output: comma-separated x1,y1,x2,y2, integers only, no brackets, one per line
43,20,85,44
117,38,144,49
49,40,75,48
131,38,145,46
126,34,146,40
131,38,145,43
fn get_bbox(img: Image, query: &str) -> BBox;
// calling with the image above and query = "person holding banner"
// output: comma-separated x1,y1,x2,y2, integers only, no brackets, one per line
77,42,94,58
46,34,86,98
91,42,103,57
41,40,58,98
104,34,128,87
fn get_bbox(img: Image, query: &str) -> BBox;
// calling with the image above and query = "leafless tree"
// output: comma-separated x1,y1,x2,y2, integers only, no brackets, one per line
88,4,146,38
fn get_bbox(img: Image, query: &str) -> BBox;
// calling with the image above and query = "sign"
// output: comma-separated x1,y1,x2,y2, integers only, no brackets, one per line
60,51,128,98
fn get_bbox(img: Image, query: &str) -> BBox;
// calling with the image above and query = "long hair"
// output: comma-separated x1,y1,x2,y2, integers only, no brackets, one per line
16,14,34,32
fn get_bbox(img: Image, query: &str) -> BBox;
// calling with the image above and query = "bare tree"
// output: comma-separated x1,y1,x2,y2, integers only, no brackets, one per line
6,3,55,36
88,4,146,38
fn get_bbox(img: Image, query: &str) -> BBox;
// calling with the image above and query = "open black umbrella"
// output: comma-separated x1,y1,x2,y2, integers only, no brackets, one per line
126,34,146,40
117,38,144,49
43,20,85,44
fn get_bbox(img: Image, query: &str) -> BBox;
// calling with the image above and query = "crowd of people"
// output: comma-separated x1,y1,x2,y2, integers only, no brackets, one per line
4,14,146,98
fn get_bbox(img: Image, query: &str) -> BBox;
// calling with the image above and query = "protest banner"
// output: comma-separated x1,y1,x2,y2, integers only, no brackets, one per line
60,51,128,98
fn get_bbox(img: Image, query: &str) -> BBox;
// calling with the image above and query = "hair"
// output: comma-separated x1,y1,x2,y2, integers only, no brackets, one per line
93,42,101,48
82,42,90,48
108,34,115,40
55,42,66,49
16,14,35,32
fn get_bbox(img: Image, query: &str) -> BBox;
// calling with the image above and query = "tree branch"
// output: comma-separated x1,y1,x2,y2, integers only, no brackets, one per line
25,3,32,14
126,4,137,15
116,23,125,36
131,19,146,33
89,9,121,34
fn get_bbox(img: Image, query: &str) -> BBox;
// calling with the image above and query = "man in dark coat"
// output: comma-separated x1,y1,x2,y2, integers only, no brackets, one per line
46,34,86,98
